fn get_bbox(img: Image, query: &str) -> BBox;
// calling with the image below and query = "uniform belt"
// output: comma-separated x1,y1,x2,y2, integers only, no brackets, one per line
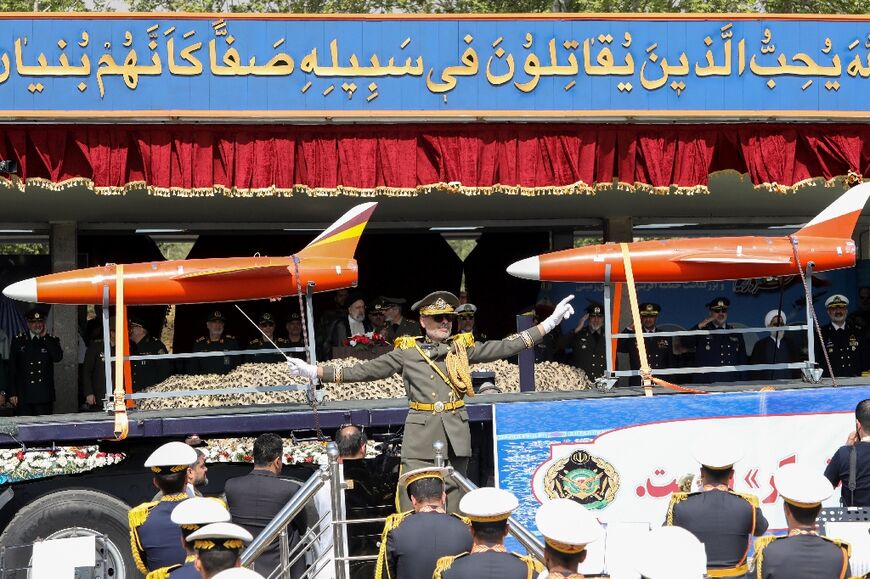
707,563,749,577
409,400,465,413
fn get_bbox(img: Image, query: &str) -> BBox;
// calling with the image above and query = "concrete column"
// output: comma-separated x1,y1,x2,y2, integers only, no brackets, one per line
50,222,78,414
603,217,633,243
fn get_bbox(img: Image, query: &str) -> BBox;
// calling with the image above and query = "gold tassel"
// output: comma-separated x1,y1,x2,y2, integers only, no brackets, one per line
665,492,688,526
433,554,461,579
145,565,177,579
446,341,473,398
374,512,412,579
451,513,471,526
734,491,760,507
452,333,475,348
128,502,156,529
129,526,149,576
752,535,779,579
520,553,545,579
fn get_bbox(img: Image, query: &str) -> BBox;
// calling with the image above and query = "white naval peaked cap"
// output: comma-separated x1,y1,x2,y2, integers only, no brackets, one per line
144,441,198,472
187,522,254,543
459,487,518,522
455,303,477,315
691,437,743,470
171,497,231,526
535,499,603,553
212,568,265,579
774,464,834,508
634,526,707,579
825,294,850,308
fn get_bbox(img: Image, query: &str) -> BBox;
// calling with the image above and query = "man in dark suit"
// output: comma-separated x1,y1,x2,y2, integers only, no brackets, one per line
224,433,308,578
376,467,472,579
8,308,63,416
665,440,768,577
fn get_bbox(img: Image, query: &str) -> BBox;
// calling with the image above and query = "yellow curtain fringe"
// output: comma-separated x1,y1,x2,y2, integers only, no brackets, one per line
1,174,864,198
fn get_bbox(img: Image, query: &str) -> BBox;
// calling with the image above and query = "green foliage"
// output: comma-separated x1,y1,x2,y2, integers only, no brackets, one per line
0,242,48,255
156,242,194,261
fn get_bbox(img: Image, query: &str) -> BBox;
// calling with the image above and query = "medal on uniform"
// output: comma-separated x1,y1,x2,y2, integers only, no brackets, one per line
706,345,711,350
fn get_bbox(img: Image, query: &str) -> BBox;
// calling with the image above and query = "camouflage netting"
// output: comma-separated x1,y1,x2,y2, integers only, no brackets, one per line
137,358,592,410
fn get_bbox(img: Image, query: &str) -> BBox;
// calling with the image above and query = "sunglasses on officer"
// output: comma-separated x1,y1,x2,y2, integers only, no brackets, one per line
427,314,456,323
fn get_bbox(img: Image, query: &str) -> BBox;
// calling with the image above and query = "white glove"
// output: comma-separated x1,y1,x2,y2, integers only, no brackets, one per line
541,294,575,333
286,357,319,381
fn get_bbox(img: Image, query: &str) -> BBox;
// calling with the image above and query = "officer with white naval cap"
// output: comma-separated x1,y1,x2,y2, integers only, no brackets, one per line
752,464,851,579
535,498,604,579
161,497,232,578
665,437,767,577
188,522,255,579
433,487,544,579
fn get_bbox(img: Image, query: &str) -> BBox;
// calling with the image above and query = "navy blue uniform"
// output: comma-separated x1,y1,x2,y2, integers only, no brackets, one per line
376,510,472,579
816,323,867,377
692,324,747,383
617,327,674,385
753,533,850,579
129,494,189,575
824,441,870,507
131,335,172,391
434,549,543,579
558,328,606,380
9,331,63,415
667,489,768,574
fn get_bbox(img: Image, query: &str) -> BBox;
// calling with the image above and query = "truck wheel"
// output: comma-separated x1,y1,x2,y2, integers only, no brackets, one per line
0,488,135,578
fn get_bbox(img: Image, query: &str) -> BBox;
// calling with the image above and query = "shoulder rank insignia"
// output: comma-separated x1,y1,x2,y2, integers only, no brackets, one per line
225,334,235,339
195,336,206,343
514,552,546,577
433,552,468,579
374,511,414,579
730,490,760,507
451,332,475,348
820,535,852,557
393,336,419,350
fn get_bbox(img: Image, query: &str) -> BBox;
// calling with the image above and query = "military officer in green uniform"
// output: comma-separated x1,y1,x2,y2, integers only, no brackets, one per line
535,498,603,579
665,439,768,578
129,441,198,576
433,487,544,579
382,297,420,345
246,312,289,363
286,291,575,512
753,465,851,579
188,311,240,375
9,308,63,416
129,317,172,391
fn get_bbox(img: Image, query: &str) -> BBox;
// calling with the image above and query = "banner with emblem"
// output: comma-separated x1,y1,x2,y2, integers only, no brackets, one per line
494,384,870,547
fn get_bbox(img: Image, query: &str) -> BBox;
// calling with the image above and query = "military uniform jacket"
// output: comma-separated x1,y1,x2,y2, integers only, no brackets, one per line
147,555,199,579
434,549,545,579
81,338,115,400
377,510,472,579
617,327,674,385
816,323,868,377
754,533,851,579
9,332,63,403
385,318,421,345
321,327,543,459
188,335,240,375
667,489,768,570
557,327,606,380
246,336,290,363
691,324,747,383
131,336,171,391
129,493,189,575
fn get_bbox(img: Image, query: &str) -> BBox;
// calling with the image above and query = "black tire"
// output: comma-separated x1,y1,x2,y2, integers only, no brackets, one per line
0,488,137,578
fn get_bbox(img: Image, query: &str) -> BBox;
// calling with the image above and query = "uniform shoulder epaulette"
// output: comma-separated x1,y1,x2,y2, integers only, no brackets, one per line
433,552,468,579
128,501,158,528
665,492,693,525
195,336,207,343
451,332,475,348
374,511,415,579
225,334,235,339
730,490,760,507
450,512,472,526
394,336,419,350
513,552,546,577
820,535,852,557
146,564,180,579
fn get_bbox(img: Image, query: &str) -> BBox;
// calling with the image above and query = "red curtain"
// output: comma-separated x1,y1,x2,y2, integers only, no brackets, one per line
0,123,867,195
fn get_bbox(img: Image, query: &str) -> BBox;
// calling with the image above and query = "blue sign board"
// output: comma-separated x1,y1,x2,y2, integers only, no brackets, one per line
0,15,867,119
